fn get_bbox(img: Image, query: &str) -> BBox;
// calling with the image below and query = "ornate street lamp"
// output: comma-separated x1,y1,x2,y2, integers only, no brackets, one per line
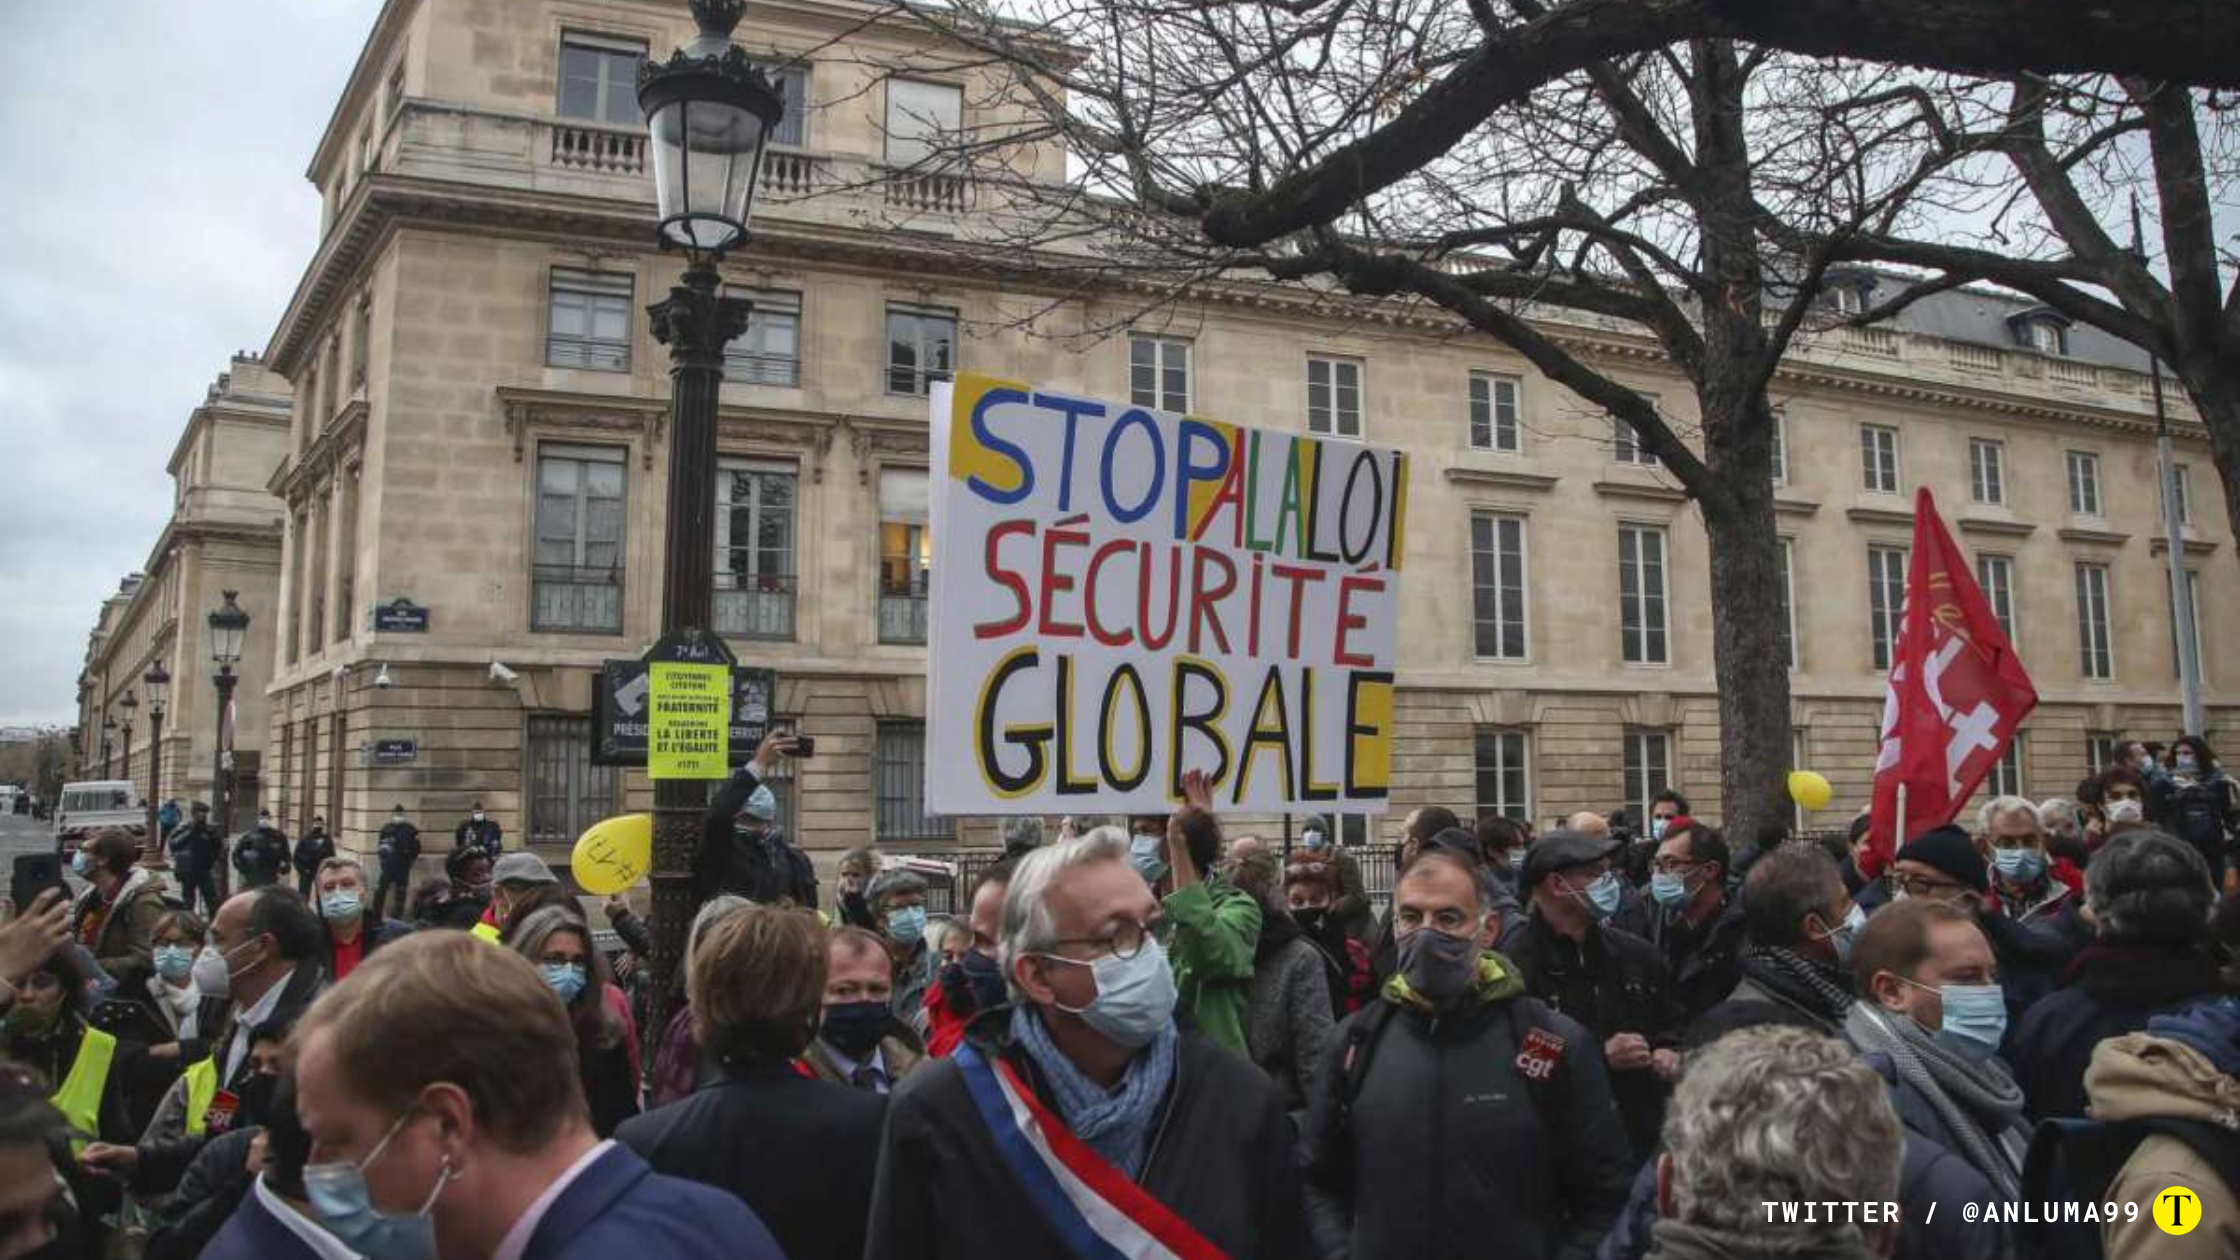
119,691,138,782
144,662,171,844
208,591,250,853
636,0,783,1036
101,717,117,778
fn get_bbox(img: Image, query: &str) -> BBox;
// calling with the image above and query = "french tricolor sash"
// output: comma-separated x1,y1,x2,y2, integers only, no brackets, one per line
953,1044,1231,1260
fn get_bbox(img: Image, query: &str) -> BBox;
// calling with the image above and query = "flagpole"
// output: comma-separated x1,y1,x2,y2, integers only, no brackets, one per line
2135,197,2206,738
1895,783,1907,853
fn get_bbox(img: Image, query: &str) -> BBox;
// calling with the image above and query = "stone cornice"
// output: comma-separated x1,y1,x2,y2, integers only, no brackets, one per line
715,407,842,483
497,387,668,470
1956,515,2036,539
848,416,932,483
1845,505,1915,528
2150,534,2219,557
1592,478,1691,505
2057,525,2132,547
272,402,369,503
1443,466,1561,493
1774,495,1820,517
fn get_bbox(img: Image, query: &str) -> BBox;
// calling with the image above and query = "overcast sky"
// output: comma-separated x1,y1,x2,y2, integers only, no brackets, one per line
0,1,382,726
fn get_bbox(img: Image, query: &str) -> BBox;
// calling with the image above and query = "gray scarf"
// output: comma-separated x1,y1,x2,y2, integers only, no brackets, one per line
1844,1003,2027,1198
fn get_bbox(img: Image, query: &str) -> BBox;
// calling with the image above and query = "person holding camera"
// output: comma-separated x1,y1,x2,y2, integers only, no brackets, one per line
697,732,816,908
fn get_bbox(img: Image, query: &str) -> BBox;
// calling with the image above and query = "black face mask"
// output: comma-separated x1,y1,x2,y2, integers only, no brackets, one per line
820,1000,891,1059
960,948,1008,1011
1397,927,1481,1008
236,1070,280,1129
1291,907,1329,937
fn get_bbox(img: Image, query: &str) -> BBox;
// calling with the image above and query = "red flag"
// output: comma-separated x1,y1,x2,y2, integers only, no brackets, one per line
1867,488,2038,859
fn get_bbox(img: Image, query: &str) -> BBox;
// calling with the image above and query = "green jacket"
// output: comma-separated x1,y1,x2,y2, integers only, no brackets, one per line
1163,879,1263,1054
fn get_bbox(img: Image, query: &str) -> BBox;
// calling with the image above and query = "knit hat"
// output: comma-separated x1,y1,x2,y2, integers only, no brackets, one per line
491,851,559,887
1895,825,1987,894
1422,825,1486,867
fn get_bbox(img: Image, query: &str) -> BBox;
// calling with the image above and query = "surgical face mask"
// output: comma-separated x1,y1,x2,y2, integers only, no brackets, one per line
1649,870,1692,909
1043,935,1177,1049
1937,983,2008,1049
70,851,90,877
886,905,928,946
305,1107,453,1260
744,785,777,823
322,890,365,923
820,999,891,1058
259,815,272,827
1127,833,1168,887
1651,818,1671,842
539,962,587,1005
1991,847,2046,885
1397,925,1481,1008
471,812,485,823
1810,903,1867,966
1570,872,1623,920
2106,798,2144,824
2175,753,2200,775
391,813,406,825
152,944,195,982
1505,846,1528,870
190,937,261,1000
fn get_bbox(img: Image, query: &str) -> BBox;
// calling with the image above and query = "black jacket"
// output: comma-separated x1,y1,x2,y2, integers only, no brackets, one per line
166,821,222,875
455,817,502,853
2010,940,2224,1120
136,965,327,1194
583,1035,642,1138
291,831,334,876
698,767,817,907
375,821,422,874
866,1008,1308,1260
1975,902,2088,1049
1507,916,1686,1162
1639,899,1746,1020
619,1058,887,1260
1306,975,1635,1260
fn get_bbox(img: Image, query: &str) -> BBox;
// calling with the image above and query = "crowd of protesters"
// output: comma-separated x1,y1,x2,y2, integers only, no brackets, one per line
0,729,2234,1260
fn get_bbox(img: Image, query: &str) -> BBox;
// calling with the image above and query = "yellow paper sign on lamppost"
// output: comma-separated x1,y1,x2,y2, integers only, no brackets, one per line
648,661,731,779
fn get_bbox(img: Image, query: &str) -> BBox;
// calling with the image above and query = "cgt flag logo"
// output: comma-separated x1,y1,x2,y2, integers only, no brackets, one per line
2154,1186,2201,1236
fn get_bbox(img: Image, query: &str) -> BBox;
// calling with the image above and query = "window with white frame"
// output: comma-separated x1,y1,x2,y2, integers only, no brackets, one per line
1130,336,1190,413
557,33,645,128
1988,735,2025,798
1474,730,1531,821
1623,729,1672,824
2075,563,2112,680
1469,373,1520,453
1769,408,1788,485
1306,356,1363,438
1618,525,1669,665
532,445,626,634
547,269,633,371
2026,320,2066,356
2169,568,2204,679
885,305,956,396
884,79,961,167
2067,451,2102,516
1969,438,2005,506
2087,733,2121,774
1861,424,1900,494
724,288,801,387
714,458,797,640
1975,554,2017,645
878,468,931,644
756,63,808,148
350,291,372,390
1470,513,1528,660
1869,545,1908,671
385,58,405,119
1613,409,1659,466
1776,538,1797,671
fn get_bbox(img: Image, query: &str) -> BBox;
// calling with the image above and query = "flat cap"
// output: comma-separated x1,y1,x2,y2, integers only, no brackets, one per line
491,851,559,887
1521,828,1620,892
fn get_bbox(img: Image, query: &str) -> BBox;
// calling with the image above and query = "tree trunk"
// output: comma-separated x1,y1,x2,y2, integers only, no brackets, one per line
2169,355,2240,586
1697,399,1795,850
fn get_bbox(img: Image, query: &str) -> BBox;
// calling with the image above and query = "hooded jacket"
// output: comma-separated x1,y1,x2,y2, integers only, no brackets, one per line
2011,941,2224,1119
1162,878,1262,1055
2088,1017,2240,1260
1306,954,1635,1260
79,866,168,978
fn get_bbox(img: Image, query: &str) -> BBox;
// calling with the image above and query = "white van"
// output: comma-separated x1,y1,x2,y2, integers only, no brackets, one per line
54,779,144,848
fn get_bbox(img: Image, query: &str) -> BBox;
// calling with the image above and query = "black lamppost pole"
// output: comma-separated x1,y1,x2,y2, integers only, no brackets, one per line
208,591,250,884
144,663,171,846
636,0,781,1036
101,718,116,778
119,691,138,783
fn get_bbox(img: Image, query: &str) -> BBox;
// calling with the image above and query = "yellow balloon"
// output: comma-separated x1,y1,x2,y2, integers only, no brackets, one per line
1788,770,1834,813
571,813,652,895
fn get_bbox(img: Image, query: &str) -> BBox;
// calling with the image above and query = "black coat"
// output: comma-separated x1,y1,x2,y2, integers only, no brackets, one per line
698,767,817,907
1507,916,1686,1162
166,821,222,875
583,1036,642,1138
375,821,422,875
2010,940,2224,1120
619,1058,886,1260
455,817,502,854
865,1009,1308,1260
1638,899,1746,1020
291,831,333,876
1974,901,2088,1050
1306,984,1635,1260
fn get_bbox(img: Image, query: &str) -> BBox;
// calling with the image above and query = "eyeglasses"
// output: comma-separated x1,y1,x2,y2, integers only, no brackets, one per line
1047,919,1156,961
1889,872,1966,899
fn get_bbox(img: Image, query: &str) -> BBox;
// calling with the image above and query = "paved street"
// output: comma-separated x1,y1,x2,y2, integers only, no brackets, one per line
0,809,56,864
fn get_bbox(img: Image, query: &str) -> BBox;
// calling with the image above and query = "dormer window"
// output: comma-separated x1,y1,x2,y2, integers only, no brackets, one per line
2008,307,2071,356
1823,270,1876,316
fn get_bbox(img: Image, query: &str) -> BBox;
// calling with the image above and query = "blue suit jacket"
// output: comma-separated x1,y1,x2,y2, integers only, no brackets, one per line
200,1183,329,1260
523,1142,783,1260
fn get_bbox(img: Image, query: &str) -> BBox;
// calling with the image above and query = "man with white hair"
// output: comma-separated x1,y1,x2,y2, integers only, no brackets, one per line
1652,1025,1904,1260
865,832,1307,1260
1972,795,2090,1030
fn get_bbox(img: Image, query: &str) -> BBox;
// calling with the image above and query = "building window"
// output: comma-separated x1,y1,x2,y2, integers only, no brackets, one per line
2087,733,2121,774
1306,356,1363,439
1969,438,2005,506
322,340,341,421
350,291,372,389
1860,424,1900,494
1623,729,1672,825
557,33,644,128
2162,464,2192,526
758,64,808,148
1769,408,1788,485
2026,320,2066,356
1776,538,1797,671
1130,336,1190,413
528,716,621,848
1470,513,1527,660
1474,730,1531,821
1988,735,2025,799
2075,563,2112,680
385,58,405,119
875,721,946,842
884,79,961,167
1617,525,1669,665
547,269,633,371
1869,545,1908,672
885,305,956,396
1828,284,1864,315
2170,568,2204,679
878,468,930,644
2067,451,2102,516
1469,373,1520,453
723,288,801,386
714,459,796,640
1613,413,1659,467
532,445,626,634
1976,554,2017,645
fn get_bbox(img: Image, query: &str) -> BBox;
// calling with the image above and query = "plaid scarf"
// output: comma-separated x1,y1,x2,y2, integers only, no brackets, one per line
1010,1005,1177,1180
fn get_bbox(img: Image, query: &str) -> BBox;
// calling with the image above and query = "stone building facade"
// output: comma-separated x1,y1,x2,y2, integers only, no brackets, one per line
75,356,292,829
245,0,2231,873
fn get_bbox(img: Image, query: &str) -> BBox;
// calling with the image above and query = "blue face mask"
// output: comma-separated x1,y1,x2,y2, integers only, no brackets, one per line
1649,870,1691,908
1650,818,1670,842
71,851,90,877
1935,982,2008,1049
1505,846,1529,871
1813,903,1867,966
152,945,195,982
1991,847,2046,885
1044,935,1178,1049
886,905,928,947
1579,872,1624,919
744,785,777,823
321,891,364,923
1127,834,1169,887
539,962,588,1005
304,1108,452,1260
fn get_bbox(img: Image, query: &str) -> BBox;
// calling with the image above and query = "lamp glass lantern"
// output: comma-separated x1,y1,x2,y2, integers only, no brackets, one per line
209,590,249,668
120,690,139,716
638,1,783,263
144,663,171,713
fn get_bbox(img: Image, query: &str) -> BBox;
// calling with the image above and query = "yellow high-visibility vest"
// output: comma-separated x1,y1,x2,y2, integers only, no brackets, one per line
470,921,502,944
182,1056,220,1137
50,1026,117,1154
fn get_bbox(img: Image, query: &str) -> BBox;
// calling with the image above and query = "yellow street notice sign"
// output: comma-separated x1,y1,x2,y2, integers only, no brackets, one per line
648,661,731,779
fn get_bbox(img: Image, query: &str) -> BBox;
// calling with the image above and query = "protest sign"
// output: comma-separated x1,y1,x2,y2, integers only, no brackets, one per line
648,661,731,779
927,373,1408,814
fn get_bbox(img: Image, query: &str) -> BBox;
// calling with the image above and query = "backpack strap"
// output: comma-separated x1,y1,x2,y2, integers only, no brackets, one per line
1335,1000,1397,1122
